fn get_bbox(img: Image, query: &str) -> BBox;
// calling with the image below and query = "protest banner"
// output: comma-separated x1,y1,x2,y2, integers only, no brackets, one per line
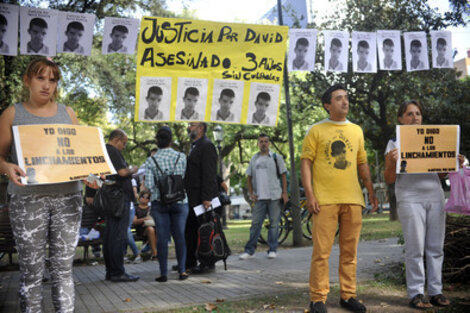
12,124,116,185
396,125,460,174
135,16,288,126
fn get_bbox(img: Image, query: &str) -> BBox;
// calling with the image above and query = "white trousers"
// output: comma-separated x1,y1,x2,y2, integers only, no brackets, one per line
397,200,446,298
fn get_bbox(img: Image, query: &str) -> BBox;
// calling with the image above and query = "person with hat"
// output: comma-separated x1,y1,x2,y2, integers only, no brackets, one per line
145,126,189,282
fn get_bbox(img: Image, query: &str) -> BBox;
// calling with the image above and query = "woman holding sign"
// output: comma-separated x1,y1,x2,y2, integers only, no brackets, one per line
0,58,82,313
384,100,464,310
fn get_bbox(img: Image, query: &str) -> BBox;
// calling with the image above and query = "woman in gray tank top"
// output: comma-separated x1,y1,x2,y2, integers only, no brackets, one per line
384,100,464,310
0,58,82,313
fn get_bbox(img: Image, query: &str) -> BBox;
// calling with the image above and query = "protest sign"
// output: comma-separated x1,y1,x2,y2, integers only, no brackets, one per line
135,17,288,126
12,124,116,185
396,125,460,174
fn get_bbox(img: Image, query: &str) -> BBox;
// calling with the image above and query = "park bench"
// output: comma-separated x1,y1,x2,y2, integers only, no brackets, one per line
0,204,16,265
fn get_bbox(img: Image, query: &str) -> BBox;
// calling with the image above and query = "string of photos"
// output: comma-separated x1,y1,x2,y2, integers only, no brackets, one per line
0,4,454,73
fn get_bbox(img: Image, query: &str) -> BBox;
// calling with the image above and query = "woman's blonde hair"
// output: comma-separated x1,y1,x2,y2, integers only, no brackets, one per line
23,58,61,100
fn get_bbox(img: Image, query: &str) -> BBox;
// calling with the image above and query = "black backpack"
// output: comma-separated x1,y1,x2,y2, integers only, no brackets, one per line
151,154,185,205
196,210,231,270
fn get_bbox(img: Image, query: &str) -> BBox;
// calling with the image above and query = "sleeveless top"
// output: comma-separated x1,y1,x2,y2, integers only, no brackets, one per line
8,103,82,195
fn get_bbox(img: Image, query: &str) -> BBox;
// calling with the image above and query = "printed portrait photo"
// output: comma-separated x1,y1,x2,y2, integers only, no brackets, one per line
288,29,317,72
20,7,58,56
247,82,280,127
175,77,209,121
138,76,172,122
210,79,244,123
352,32,377,73
0,3,19,56
102,17,139,55
377,30,402,71
324,31,349,73
404,32,429,72
57,12,95,56
431,30,453,69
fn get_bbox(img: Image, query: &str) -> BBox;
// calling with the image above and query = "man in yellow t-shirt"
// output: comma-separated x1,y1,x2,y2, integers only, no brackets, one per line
300,84,378,313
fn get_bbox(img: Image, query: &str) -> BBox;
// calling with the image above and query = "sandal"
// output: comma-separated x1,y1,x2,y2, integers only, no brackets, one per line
179,272,189,280
409,294,432,310
430,294,450,307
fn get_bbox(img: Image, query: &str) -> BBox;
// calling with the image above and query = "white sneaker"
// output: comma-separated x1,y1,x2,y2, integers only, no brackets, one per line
267,251,277,259
133,255,142,264
239,252,254,260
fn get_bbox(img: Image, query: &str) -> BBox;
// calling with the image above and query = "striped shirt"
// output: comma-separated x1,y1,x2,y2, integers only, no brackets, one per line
145,148,187,202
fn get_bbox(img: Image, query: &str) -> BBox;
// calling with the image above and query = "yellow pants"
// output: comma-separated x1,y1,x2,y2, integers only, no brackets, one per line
309,204,363,302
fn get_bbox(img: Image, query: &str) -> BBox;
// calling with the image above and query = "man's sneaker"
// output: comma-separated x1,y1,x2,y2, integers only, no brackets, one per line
239,252,254,260
309,301,327,313
339,297,366,313
133,255,142,264
267,251,277,259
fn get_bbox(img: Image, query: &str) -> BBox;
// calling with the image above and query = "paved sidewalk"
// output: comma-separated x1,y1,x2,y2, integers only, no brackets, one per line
0,238,403,313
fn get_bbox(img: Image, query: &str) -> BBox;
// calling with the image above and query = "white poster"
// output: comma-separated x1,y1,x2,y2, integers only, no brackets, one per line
377,30,402,71
352,31,377,73
404,32,429,72
324,30,349,73
0,3,19,56
102,17,139,55
138,76,172,122
288,29,317,72
175,77,209,121
247,82,281,127
430,30,453,69
210,79,244,123
57,12,95,56
20,7,58,56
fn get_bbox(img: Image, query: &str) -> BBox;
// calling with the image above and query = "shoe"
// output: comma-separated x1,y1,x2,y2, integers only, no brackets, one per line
124,256,131,264
110,273,140,282
133,256,142,264
340,297,366,313
309,301,327,313
430,294,450,307
267,251,277,259
190,264,214,274
179,272,189,280
239,252,254,260
155,276,167,282
171,264,179,271
150,255,158,261
409,294,433,310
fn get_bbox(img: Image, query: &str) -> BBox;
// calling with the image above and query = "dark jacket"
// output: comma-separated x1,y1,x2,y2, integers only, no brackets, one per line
184,135,219,208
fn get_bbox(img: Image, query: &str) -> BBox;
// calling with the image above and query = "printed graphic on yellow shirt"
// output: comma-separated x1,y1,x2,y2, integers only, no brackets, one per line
324,131,353,170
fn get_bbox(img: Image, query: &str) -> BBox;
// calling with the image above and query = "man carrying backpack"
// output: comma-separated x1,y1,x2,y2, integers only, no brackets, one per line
184,122,219,274
239,133,289,260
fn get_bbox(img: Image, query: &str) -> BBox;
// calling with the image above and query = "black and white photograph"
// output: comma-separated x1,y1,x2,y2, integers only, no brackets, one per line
210,79,244,123
323,30,348,73
102,17,139,55
138,76,172,122
288,29,317,72
175,77,208,121
377,30,402,71
404,32,429,72
57,12,95,56
431,30,453,69
20,7,58,56
0,3,19,56
247,82,280,127
352,31,377,73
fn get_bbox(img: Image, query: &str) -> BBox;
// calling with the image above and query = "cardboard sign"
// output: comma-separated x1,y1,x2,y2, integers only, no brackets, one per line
13,124,116,185
396,125,460,174
135,17,288,126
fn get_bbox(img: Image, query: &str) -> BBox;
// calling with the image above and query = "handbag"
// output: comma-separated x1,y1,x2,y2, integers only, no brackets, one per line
93,182,127,218
143,209,155,227
445,167,470,215
218,191,231,206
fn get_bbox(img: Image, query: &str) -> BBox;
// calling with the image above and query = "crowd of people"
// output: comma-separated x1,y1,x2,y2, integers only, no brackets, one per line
0,58,465,313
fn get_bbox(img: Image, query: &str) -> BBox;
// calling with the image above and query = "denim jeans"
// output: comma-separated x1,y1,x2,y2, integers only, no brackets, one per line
244,199,282,255
125,203,139,256
151,201,188,276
